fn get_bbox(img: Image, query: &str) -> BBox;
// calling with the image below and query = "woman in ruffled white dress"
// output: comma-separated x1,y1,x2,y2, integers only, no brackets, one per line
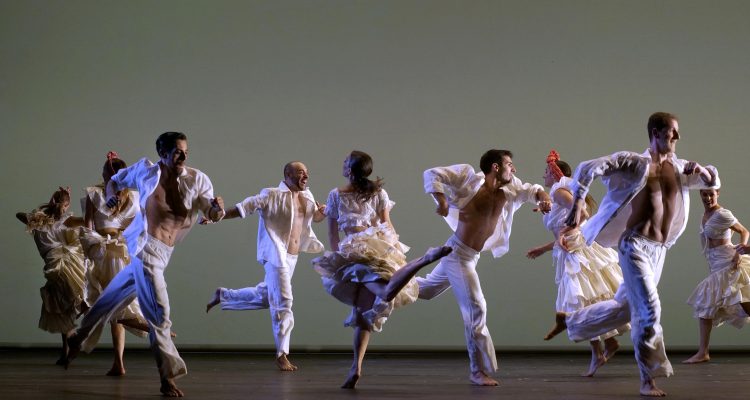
683,188,750,364
312,150,451,389
16,187,86,364
526,150,627,377
79,152,149,376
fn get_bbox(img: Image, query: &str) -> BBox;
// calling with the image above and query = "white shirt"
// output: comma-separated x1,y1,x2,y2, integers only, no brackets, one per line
571,150,719,249
423,164,544,258
236,181,324,267
111,158,222,254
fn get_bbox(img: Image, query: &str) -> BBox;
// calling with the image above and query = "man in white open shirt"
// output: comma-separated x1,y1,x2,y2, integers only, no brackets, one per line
65,132,226,397
418,149,552,386
206,162,326,371
545,112,719,397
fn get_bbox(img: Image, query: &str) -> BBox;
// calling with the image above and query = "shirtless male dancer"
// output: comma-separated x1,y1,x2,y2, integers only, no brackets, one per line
545,112,719,396
206,161,326,371
65,132,226,397
417,149,552,386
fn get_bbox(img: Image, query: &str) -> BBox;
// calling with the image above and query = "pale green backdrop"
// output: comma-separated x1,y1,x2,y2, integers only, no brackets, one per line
1,0,748,351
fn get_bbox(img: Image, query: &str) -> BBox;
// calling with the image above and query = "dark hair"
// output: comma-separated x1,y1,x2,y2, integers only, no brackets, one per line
479,149,513,174
555,160,572,178
156,131,187,156
647,112,677,139
25,187,71,230
347,150,383,201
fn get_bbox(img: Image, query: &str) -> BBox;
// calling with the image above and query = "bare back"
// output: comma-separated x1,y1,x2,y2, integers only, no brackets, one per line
627,160,680,243
145,165,190,246
455,185,507,251
286,192,307,255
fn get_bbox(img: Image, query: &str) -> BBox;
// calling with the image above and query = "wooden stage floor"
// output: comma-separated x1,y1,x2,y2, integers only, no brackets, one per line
1,349,748,399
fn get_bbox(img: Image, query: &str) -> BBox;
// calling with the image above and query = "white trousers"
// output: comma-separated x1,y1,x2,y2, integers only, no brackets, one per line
416,235,497,374
566,231,673,380
76,236,187,380
220,253,298,358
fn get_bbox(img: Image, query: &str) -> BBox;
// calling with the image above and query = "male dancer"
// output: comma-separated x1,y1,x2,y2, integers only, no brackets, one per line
544,112,719,396
65,132,226,397
417,149,552,386
206,161,326,371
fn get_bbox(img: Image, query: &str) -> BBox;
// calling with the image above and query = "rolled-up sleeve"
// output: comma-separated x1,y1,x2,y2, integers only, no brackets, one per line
236,190,269,219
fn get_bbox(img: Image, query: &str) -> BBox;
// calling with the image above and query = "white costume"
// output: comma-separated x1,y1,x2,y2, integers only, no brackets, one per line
687,208,750,327
564,150,718,381
26,212,86,334
543,176,626,340
312,188,415,332
73,158,223,381
79,186,148,345
417,164,543,375
218,181,324,358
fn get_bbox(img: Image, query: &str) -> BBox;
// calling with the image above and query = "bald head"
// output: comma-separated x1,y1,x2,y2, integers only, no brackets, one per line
283,161,309,191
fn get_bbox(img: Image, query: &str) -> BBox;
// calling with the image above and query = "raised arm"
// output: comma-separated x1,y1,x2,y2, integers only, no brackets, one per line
683,162,719,189
526,241,554,259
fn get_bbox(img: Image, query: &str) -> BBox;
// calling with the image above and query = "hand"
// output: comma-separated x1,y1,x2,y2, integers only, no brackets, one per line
683,161,703,176
735,244,750,255
211,196,224,210
526,247,547,259
534,200,552,214
558,225,579,252
315,201,327,215
198,217,210,225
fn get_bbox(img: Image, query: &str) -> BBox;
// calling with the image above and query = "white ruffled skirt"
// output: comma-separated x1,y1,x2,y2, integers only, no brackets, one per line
79,228,148,339
38,231,87,334
687,245,750,328
312,224,418,332
554,231,627,340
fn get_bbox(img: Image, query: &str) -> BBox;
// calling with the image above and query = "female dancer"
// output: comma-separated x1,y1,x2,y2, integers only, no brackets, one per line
16,187,86,364
79,151,149,375
312,150,451,388
683,188,750,364
526,150,626,377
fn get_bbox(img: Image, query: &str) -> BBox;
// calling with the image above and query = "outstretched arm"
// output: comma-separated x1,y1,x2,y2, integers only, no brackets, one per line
526,241,554,259
534,189,552,214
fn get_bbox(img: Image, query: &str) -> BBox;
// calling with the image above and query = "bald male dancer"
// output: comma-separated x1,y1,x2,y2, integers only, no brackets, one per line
206,161,326,371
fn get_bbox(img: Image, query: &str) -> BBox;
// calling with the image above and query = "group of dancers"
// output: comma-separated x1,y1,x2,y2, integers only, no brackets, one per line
16,112,750,397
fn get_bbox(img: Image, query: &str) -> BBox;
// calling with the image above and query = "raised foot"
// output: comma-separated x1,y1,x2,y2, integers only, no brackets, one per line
276,354,298,371
581,355,606,377
341,372,360,389
544,312,568,341
682,353,710,364
62,334,81,369
470,371,499,386
160,379,184,397
640,379,666,397
424,246,453,263
206,288,222,313
603,338,619,362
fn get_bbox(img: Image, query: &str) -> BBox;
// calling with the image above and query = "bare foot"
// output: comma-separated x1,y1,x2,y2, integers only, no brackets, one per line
160,379,184,397
63,334,81,369
682,352,710,364
276,354,298,371
469,371,499,386
206,288,222,313
544,312,568,341
603,338,619,361
341,370,360,389
640,379,667,397
581,354,606,377
106,366,126,376
424,246,453,263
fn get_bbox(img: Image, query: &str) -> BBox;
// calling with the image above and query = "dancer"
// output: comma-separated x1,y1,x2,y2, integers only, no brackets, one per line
417,149,552,386
16,187,86,364
311,150,451,389
206,161,326,371
683,188,750,364
526,150,627,377
65,132,226,397
544,112,719,396
79,151,149,376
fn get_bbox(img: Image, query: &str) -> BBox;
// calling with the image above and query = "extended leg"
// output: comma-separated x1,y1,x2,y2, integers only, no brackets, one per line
342,286,375,389
683,318,712,364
